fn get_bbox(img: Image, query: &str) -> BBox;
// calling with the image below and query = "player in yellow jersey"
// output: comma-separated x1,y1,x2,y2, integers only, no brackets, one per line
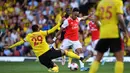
8,23,87,72
89,0,129,73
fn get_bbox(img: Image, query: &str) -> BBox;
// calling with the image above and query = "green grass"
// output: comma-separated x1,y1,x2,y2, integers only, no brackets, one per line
0,62,129,73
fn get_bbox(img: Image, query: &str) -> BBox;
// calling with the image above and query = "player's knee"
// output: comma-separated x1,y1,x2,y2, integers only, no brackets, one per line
114,51,123,62
95,52,104,62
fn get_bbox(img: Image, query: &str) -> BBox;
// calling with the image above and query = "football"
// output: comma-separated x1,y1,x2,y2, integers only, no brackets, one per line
70,63,78,71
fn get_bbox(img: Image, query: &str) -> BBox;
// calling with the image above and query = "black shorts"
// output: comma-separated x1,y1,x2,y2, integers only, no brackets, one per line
95,38,122,53
39,49,62,68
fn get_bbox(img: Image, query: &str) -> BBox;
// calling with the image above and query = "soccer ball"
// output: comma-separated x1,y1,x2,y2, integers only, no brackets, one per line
70,63,78,71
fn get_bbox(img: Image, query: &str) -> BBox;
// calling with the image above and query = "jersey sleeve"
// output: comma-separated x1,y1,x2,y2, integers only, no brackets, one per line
116,1,123,14
61,19,69,28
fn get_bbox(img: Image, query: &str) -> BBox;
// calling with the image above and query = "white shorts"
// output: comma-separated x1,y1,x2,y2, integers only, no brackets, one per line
86,39,99,55
91,39,99,49
60,39,82,51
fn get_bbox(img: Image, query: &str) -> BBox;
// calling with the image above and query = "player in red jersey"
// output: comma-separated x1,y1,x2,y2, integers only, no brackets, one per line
86,20,110,65
84,7,109,65
86,21,99,54
83,7,99,60
54,8,91,71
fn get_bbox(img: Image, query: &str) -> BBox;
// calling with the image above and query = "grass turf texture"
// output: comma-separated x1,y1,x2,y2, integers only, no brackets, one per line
0,62,129,73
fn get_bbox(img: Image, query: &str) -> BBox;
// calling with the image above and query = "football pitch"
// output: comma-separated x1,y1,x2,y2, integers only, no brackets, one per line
0,62,129,73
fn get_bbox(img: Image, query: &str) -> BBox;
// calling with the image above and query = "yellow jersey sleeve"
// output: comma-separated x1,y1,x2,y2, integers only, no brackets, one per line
9,40,24,48
116,1,123,14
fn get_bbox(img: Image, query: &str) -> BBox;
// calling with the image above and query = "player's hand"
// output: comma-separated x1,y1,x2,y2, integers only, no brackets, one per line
3,46,11,49
88,12,94,18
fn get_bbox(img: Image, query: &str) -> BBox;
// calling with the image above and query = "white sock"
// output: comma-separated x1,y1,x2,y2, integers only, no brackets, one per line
79,53,84,68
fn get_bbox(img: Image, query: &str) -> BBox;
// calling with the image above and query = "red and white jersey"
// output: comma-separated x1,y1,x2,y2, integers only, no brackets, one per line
87,21,99,41
61,17,81,41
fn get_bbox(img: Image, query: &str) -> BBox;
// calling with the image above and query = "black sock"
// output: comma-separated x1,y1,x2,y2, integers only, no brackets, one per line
80,57,84,61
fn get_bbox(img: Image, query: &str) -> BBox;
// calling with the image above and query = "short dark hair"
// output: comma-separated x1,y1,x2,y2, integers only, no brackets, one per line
32,25,39,32
72,8,79,12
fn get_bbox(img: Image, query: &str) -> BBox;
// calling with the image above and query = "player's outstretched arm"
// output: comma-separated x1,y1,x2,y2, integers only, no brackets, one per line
118,14,129,43
53,20,68,41
118,14,128,34
80,12,94,20
53,27,64,41
9,40,24,49
47,22,61,34
94,16,101,28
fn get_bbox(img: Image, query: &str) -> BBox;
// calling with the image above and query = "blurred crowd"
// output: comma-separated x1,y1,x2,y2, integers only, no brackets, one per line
0,0,130,56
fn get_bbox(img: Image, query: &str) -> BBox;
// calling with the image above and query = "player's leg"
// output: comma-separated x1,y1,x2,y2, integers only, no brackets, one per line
90,40,98,65
38,51,59,72
83,46,92,58
73,43,85,71
89,51,103,73
75,48,89,71
39,51,54,69
101,49,110,65
73,40,89,71
110,38,124,73
61,56,66,65
114,51,124,73
61,47,73,66
48,48,86,67
68,49,73,68
54,39,66,65
51,39,88,64
82,48,92,71
49,46,84,62
48,46,89,69
68,57,72,68
89,39,109,73
60,39,72,65
84,46,93,65
86,42,97,65
63,50,84,60
60,39,84,62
